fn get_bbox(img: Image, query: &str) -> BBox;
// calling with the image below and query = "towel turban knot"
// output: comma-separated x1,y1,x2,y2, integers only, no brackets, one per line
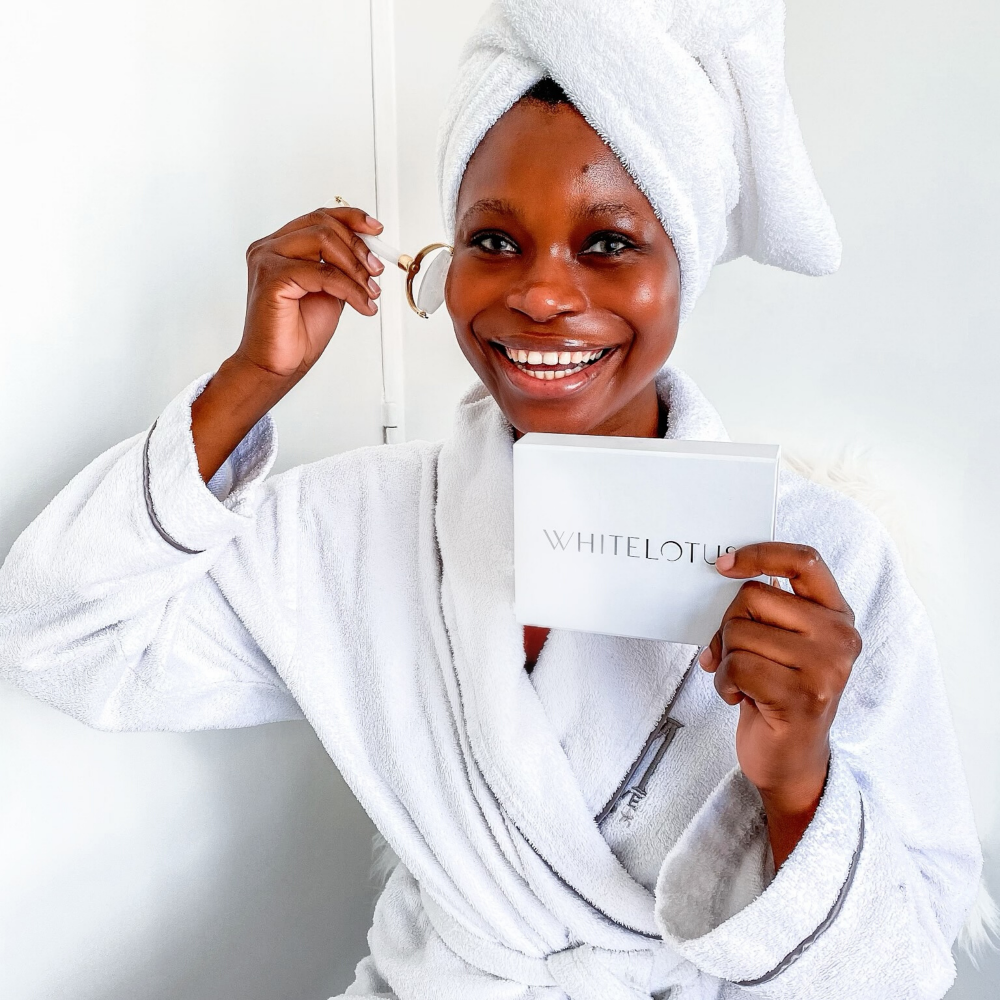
438,0,842,320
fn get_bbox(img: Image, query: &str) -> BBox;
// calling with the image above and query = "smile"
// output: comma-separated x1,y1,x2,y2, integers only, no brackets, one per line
498,345,610,380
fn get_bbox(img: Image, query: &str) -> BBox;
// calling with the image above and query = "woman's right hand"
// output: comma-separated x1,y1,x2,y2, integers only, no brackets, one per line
238,205,385,380
189,206,385,484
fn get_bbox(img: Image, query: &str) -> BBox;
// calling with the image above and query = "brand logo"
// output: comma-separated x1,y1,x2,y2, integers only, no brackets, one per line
541,530,737,565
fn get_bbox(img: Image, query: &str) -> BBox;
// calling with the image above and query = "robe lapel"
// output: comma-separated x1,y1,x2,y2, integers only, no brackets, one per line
530,629,697,819
434,368,731,937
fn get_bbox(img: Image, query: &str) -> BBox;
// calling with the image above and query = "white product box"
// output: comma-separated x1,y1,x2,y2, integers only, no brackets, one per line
513,435,779,646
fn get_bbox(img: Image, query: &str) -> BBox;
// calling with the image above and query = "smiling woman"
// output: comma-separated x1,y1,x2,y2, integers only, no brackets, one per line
449,86,680,438
0,1,987,999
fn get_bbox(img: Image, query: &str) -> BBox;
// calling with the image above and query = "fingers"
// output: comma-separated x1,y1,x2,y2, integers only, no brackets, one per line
261,206,383,243
271,224,383,296
700,578,861,678
716,542,851,613
266,258,379,317
718,579,813,634
714,648,842,720
701,613,803,676
318,214,386,276
247,211,388,317
279,217,383,276
248,209,385,281
717,617,806,669
713,649,783,706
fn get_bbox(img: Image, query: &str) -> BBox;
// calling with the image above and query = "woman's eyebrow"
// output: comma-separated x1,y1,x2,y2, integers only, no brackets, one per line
576,202,641,221
459,198,519,226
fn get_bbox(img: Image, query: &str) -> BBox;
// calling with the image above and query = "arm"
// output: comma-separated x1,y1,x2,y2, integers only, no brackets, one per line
654,538,982,997
0,206,386,732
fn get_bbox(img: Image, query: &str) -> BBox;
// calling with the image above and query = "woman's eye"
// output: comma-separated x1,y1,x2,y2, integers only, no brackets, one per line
471,232,519,254
582,234,633,256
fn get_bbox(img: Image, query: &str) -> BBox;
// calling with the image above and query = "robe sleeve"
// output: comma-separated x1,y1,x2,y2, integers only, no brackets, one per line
0,373,304,732
652,516,983,998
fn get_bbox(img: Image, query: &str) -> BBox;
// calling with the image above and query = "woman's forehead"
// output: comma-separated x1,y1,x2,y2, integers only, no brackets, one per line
456,100,651,224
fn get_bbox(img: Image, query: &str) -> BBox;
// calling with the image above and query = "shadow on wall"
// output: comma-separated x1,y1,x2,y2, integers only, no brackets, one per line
0,685,376,1000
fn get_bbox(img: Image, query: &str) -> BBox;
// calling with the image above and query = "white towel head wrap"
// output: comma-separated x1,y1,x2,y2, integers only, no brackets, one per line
438,0,842,320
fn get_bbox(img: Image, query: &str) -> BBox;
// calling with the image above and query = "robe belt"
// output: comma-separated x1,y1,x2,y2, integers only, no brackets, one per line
421,888,678,1000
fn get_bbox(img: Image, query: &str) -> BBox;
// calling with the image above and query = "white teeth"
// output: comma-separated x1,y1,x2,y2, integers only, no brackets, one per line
522,363,589,380
505,345,608,378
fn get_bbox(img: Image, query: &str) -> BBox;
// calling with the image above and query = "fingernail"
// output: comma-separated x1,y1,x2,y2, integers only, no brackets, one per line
367,251,383,274
698,647,713,668
368,277,381,296
367,298,378,313
716,552,735,571
365,214,383,231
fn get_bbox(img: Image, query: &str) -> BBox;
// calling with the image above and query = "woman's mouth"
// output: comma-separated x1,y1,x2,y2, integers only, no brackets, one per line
497,344,611,380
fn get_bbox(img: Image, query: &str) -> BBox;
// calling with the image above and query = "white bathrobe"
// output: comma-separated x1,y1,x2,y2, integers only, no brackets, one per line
0,368,981,999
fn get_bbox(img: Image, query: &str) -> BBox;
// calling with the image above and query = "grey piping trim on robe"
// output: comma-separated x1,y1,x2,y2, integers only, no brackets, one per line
734,797,866,987
594,659,696,826
142,421,206,556
434,542,661,940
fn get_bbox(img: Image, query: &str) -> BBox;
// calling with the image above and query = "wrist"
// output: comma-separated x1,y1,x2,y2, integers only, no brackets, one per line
221,351,302,405
189,355,292,483
759,762,829,869
759,776,826,820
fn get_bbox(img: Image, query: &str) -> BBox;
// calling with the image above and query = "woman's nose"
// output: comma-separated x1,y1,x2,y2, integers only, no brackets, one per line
505,253,586,323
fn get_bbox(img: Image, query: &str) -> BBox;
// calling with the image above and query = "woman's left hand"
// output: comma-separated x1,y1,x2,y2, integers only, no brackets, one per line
698,542,862,868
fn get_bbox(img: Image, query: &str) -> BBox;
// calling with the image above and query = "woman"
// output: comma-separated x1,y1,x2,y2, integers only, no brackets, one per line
0,1,981,997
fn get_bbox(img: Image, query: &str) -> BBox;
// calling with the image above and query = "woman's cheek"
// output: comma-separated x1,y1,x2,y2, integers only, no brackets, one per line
444,268,494,380
635,273,680,356
634,265,679,314
444,257,471,326
446,258,498,330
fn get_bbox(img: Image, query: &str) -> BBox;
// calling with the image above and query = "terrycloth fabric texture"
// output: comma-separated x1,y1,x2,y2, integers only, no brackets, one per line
0,370,981,999
438,0,842,321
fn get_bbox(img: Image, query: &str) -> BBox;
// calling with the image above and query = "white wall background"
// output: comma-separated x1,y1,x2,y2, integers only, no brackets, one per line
0,1,383,997
1,0,998,997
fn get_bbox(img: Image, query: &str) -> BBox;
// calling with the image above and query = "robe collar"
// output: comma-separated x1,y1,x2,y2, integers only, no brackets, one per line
435,367,730,936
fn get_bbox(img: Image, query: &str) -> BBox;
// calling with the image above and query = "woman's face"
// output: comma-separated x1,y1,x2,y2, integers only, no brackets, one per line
446,98,681,438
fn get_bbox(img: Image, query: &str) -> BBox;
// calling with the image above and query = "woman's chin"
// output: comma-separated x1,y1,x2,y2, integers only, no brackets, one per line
497,393,611,437
494,373,663,439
